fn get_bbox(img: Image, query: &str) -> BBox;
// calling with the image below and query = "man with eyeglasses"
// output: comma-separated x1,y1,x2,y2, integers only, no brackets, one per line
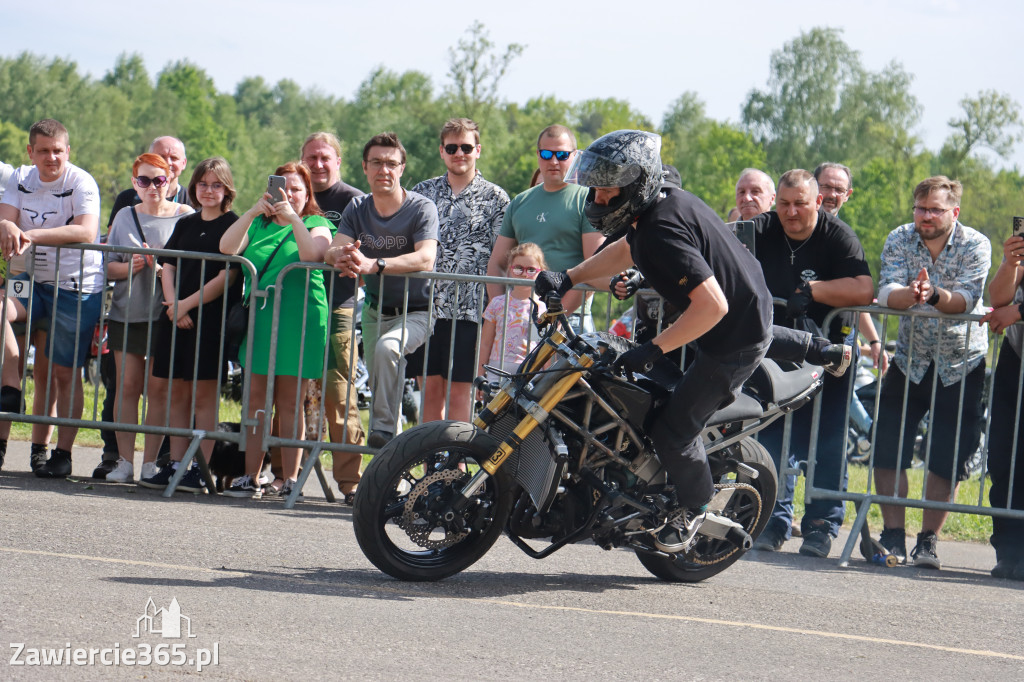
486,124,603,332
0,118,104,477
749,169,874,558
301,131,365,503
91,136,189,481
870,176,990,570
326,132,439,450
412,118,509,425
813,162,853,217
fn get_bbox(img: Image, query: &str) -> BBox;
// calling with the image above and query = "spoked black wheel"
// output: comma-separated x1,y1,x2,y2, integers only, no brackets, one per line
636,437,778,582
352,420,515,581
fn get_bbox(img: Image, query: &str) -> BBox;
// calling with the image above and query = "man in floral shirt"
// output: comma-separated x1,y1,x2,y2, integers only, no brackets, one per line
412,118,509,423
872,176,990,569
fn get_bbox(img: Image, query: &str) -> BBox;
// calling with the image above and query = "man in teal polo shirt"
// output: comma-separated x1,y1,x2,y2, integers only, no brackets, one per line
486,125,603,331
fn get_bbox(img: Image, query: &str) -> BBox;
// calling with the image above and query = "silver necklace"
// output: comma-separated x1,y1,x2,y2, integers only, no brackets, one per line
784,231,814,265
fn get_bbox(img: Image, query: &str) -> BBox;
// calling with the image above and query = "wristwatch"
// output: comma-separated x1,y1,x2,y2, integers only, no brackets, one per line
927,289,940,306
376,257,387,275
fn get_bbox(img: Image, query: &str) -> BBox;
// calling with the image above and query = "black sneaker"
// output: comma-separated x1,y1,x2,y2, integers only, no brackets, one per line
822,344,853,377
35,448,72,479
29,444,48,473
368,430,393,449
654,507,706,553
799,530,833,558
281,479,304,501
752,525,786,551
138,464,175,490
92,455,119,480
224,474,262,499
911,530,941,569
176,466,207,494
879,527,908,564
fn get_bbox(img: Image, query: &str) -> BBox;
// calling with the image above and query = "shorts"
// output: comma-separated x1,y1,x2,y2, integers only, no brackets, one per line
425,319,479,383
106,319,156,358
872,361,985,482
14,276,102,368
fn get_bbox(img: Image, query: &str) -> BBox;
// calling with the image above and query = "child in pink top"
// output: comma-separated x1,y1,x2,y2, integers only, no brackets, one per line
479,243,547,383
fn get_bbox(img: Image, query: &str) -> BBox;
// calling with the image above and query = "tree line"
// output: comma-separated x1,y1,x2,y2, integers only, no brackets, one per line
0,24,1021,291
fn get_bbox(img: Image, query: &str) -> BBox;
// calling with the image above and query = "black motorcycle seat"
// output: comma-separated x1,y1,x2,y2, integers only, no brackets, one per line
708,392,765,425
746,358,821,405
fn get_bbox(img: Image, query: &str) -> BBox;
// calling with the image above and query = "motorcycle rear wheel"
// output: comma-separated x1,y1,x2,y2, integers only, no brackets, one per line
635,437,777,582
353,420,515,581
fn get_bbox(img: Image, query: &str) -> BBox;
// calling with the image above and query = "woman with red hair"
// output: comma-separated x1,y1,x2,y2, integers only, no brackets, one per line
220,162,332,498
105,152,194,484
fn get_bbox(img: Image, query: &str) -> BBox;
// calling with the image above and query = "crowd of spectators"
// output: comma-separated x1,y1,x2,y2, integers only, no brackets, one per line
1,117,1022,580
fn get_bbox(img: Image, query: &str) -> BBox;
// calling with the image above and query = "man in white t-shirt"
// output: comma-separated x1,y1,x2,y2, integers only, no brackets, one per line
0,119,104,477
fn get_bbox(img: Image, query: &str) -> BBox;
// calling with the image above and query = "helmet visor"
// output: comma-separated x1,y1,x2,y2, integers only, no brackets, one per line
563,149,641,188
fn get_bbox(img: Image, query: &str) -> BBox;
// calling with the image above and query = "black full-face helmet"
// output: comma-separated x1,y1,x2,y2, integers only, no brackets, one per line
563,130,663,236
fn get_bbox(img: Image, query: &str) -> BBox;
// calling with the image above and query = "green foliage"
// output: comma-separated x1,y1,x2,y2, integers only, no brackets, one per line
0,24,1021,301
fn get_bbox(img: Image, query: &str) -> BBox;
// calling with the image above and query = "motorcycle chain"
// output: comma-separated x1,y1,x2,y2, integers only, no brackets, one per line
688,481,761,566
402,469,470,549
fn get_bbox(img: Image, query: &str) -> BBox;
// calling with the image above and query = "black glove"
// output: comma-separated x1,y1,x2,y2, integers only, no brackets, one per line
610,268,645,301
534,270,573,299
786,281,813,319
614,340,664,375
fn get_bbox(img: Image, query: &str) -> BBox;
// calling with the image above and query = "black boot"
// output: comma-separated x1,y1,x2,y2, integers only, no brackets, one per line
35,448,72,479
0,438,6,471
29,443,48,473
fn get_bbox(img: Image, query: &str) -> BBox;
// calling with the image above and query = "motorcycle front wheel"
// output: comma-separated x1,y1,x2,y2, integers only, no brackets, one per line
353,420,515,581
635,437,778,582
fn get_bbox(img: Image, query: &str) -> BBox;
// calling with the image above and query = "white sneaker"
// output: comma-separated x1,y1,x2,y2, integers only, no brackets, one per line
106,458,135,483
139,461,158,481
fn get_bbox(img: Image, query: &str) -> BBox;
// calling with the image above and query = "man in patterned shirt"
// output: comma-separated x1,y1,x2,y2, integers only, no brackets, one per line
872,176,990,569
412,118,509,423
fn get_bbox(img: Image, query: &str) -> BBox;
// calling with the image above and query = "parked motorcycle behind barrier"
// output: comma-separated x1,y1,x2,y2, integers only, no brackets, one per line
353,296,824,583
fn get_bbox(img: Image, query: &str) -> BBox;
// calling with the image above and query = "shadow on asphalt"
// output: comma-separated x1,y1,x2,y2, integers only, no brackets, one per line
741,545,1024,589
101,565,652,601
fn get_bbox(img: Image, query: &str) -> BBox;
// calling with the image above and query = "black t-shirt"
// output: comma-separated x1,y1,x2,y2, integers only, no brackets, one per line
627,187,772,355
107,185,189,227
316,181,364,308
158,211,242,312
752,209,870,341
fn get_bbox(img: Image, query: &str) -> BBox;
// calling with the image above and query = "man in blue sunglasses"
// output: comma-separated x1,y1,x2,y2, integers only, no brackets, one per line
486,125,603,333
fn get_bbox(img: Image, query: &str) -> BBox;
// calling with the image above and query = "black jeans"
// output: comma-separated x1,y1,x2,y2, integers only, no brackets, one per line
650,341,770,508
989,339,1024,561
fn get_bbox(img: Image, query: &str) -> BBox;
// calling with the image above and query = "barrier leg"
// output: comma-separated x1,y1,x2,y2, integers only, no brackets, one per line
838,498,871,567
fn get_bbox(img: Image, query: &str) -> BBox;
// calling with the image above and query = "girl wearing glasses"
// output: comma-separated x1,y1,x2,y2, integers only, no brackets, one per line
140,157,241,492
104,153,194,484
478,242,548,385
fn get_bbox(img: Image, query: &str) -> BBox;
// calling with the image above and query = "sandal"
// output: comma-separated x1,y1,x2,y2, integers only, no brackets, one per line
263,478,285,495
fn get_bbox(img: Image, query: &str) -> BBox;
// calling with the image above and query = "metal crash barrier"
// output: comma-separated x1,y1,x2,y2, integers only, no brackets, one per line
803,305,1020,567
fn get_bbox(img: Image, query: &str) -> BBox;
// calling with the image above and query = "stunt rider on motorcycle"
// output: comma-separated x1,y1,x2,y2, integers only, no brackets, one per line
533,130,773,554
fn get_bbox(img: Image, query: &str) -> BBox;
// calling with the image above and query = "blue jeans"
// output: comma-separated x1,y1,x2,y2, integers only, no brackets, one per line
758,349,856,539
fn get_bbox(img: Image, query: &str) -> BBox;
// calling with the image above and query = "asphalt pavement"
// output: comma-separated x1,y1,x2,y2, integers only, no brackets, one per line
2,440,1023,681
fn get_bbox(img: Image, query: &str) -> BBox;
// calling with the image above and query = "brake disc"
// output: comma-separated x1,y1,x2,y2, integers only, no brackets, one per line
402,469,470,549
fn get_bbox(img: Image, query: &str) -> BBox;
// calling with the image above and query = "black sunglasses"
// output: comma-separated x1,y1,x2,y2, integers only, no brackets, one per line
538,149,571,161
444,143,477,155
135,175,168,188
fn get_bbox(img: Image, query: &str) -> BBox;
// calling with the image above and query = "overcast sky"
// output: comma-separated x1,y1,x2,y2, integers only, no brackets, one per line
5,0,1023,169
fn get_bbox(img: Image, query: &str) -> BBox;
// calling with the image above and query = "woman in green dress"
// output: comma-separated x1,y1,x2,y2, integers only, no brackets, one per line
219,162,332,498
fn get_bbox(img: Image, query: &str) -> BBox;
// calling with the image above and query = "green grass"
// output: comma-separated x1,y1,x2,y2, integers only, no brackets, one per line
11,377,242,448
794,463,994,543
